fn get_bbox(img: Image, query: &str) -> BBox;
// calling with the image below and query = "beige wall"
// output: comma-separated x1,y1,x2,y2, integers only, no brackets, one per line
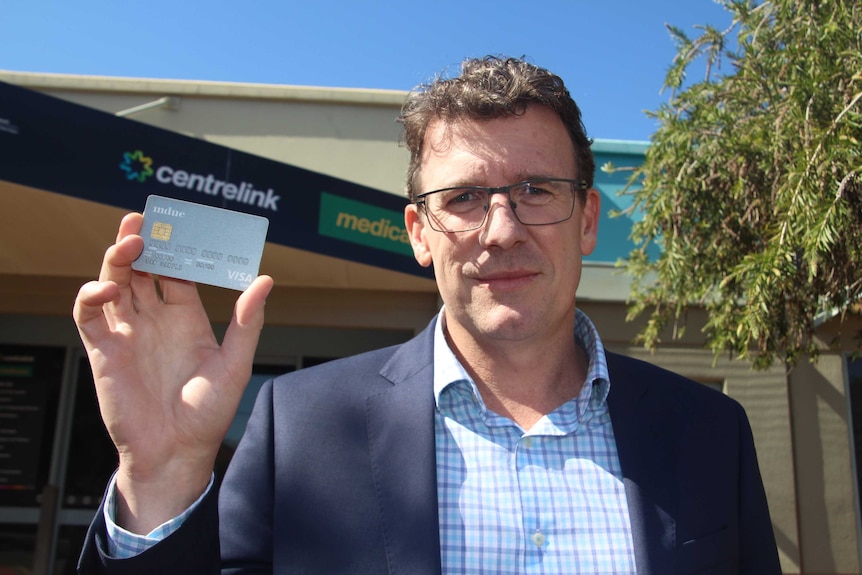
789,357,859,573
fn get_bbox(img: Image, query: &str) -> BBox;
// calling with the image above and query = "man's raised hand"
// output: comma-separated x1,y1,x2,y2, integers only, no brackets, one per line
73,212,273,533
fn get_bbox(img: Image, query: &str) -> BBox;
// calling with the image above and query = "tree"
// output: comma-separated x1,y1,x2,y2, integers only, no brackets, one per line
615,0,862,369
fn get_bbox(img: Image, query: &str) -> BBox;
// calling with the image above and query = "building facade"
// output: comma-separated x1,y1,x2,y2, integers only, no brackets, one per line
1,71,860,574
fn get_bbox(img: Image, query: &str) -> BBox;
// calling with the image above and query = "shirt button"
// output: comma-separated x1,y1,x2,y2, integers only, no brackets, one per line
522,437,534,448
531,530,546,547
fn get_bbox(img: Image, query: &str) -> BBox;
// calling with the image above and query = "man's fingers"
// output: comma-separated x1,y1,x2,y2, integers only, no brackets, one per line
73,280,120,342
236,275,273,326
158,276,204,308
116,212,144,243
99,234,145,283
129,271,163,309
100,212,145,285
98,213,168,319
220,275,274,384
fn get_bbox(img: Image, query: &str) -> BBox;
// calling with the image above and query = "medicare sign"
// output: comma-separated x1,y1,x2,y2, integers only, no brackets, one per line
318,192,412,256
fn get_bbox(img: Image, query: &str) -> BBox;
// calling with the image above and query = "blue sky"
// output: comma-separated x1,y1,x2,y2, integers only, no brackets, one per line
1,0,733,142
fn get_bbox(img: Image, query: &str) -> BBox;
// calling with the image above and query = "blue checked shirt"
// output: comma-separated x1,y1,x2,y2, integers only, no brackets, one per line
434,309,636,574
108,310,635,573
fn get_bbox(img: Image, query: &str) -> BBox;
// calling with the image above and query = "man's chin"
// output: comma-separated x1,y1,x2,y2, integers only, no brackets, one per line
469,308,542,341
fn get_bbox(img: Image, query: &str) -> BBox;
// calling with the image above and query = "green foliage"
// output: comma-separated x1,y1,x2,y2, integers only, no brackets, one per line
622,0,862,369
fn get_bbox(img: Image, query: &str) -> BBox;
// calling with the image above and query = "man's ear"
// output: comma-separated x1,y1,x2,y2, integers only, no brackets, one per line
580,188,600,256
405,204,432,267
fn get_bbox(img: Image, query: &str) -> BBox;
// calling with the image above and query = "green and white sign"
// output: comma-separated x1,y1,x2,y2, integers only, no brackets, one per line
318,192,413,257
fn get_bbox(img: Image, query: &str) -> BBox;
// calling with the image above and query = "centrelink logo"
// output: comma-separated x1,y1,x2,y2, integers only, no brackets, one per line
120,150,154,182
118,150,281,212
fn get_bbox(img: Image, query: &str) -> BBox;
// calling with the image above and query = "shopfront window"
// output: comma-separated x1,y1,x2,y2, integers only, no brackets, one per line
847,356,862,515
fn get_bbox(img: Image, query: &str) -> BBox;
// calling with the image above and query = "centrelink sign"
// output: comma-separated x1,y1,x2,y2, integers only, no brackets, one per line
119,150,281,212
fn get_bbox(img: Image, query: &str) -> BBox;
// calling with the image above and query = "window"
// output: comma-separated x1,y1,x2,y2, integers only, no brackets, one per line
846,356,862,511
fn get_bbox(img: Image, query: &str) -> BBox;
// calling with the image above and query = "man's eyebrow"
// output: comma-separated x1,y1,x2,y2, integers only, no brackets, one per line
518,173,560,181
434,173,567,189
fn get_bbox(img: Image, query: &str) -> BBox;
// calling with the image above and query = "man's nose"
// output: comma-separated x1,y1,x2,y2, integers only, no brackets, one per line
479,192,526,247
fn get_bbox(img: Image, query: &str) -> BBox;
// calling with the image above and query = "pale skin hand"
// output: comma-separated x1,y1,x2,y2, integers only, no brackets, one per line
72,212,273,534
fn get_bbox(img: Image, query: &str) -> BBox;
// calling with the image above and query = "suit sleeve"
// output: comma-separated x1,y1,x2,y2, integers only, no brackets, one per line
76,484,221,575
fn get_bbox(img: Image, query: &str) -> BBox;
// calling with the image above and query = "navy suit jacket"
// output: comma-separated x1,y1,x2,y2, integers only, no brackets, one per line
79,318,781,574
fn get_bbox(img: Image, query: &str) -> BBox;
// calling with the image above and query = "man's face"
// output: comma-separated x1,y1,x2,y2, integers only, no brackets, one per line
405,105,600,346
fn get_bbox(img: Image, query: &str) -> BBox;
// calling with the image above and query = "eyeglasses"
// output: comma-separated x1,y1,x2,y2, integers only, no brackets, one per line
414,178,587,233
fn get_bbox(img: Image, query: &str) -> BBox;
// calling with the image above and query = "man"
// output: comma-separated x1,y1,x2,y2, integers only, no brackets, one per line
75,56,781,574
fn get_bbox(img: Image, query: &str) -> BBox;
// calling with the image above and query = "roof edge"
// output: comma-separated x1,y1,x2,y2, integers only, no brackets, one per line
0,71,653,144
0,69,409,107
591,139,650,154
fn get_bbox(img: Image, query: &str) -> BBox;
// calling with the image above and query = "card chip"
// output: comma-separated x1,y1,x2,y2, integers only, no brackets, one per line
151,222,173,241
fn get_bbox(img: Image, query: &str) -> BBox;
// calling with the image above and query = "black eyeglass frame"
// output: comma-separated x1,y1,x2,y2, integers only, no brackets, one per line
413,177,589,233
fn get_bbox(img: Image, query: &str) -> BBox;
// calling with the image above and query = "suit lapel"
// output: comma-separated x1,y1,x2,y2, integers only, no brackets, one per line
607,352,678,575
366,323,442,575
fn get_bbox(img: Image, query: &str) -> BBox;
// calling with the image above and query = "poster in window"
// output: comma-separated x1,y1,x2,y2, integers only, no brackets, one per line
0,345,64,507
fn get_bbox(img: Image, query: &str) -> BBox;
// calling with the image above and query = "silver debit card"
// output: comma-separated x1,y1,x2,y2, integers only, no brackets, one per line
132,195,269,291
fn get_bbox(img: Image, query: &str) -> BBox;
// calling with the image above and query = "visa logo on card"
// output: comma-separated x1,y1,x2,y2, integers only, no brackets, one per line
132,195,269,291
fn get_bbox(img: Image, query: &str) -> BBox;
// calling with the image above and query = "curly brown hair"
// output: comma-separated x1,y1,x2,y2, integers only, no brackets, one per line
399,55,595,201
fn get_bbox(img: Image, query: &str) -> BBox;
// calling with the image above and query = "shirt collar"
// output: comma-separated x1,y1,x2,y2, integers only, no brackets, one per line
432,308,611,410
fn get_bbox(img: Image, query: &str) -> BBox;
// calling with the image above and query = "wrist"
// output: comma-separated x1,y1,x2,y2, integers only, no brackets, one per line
114,455,214,534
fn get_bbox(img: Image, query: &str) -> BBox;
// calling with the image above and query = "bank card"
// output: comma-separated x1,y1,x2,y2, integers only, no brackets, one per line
132,195,269,291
